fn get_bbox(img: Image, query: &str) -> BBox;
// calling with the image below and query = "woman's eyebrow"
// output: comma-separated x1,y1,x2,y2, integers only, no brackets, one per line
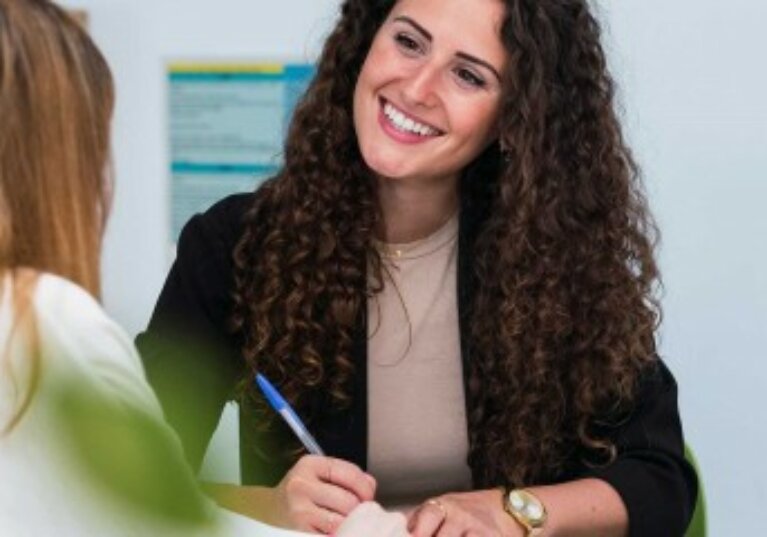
456,52,502,83
393,16,432,40
392,16,502,83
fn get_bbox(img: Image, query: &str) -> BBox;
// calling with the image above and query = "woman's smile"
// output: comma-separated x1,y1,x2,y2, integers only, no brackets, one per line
378,97,444,144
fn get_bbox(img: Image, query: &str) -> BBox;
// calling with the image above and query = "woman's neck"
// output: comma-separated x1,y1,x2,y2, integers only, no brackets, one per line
377,175,459,244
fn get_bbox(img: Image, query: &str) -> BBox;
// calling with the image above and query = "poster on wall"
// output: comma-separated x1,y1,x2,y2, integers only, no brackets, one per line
168,62,314,242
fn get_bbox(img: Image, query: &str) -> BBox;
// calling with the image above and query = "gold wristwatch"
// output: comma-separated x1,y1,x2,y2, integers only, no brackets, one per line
502,488,547,536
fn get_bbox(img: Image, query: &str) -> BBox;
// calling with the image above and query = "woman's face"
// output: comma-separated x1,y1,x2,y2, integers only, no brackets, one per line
353,0,507,186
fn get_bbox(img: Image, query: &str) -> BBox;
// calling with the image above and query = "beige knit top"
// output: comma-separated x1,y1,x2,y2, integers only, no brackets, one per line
367,213,472,510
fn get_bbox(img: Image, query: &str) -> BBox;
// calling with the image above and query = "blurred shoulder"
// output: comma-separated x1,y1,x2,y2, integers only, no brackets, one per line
33,273,158,408
34,272,114,333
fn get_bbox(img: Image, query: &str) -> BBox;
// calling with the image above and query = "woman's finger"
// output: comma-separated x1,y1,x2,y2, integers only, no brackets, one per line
309,456,377,502
435,521,463,537
408,500,447,537
309,480,362,516
307,507,343,535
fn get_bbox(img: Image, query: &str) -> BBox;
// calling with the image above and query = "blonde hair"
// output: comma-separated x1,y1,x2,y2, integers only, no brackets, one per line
0,0,114,432
0,0,113,294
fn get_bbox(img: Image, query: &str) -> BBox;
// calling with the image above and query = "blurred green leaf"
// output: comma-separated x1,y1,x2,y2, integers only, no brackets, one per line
50,380,217,530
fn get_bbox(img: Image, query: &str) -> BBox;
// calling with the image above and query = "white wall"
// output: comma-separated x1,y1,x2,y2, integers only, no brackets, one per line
602,2,767,535
59,1,767,534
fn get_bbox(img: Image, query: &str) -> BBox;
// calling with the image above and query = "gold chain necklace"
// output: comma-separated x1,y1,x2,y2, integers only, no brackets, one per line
375,212,459,261
377,231,458,261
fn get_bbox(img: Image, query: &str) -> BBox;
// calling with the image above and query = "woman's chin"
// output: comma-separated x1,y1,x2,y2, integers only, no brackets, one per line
364,158,410,182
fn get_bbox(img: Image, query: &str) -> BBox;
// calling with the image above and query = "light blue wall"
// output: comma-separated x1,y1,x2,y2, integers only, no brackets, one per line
61,1,767,534
602,2,767,535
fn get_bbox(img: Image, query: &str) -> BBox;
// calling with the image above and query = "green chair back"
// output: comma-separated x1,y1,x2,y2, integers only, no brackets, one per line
684,445,706,537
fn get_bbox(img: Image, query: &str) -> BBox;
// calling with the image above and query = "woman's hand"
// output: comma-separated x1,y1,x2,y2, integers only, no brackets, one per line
407,489,522,537
272,454,377,534
335,502,411,537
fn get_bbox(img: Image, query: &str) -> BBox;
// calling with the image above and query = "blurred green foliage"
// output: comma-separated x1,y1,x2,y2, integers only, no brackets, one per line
50,379,219,530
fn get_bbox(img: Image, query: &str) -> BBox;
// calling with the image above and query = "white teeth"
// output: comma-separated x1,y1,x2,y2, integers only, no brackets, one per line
383,102,439,136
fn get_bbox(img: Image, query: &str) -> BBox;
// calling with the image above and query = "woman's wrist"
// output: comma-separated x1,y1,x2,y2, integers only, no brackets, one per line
516,480,627,537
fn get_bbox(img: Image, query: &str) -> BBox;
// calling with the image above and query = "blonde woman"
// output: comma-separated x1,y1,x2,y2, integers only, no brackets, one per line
0,0,210,534
0,2,408,536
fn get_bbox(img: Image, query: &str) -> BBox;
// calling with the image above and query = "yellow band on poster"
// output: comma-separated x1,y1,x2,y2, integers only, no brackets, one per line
168,63,284,75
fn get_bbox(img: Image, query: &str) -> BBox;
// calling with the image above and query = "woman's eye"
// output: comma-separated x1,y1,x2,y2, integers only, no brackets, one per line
394,33,422,53
455,68,486,88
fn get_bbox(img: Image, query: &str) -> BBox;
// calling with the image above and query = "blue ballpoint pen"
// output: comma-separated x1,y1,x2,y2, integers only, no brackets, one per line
255,373,325,456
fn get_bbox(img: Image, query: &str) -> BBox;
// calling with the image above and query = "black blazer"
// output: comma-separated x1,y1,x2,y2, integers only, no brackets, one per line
137,191,697,536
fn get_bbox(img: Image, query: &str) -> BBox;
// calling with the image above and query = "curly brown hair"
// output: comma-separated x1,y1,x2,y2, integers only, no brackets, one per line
232,0,660,488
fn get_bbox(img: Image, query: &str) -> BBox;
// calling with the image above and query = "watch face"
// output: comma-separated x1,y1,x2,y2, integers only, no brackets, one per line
508,490,546,526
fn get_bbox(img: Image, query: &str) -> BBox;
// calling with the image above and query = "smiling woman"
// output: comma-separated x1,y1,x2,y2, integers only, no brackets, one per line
137,1,698,536
353,0,507,187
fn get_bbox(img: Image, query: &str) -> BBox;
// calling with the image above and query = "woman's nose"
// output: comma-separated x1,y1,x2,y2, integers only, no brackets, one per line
400,63,441,108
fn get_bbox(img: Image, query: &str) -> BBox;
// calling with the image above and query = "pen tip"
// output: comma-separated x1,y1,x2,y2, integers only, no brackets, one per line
255,373,285,410
255,373,268,390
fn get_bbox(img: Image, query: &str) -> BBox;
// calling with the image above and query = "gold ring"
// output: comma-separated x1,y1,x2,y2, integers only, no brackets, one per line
426,498,447,521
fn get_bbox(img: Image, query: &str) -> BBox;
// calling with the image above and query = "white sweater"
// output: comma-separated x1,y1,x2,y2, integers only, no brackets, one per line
0,272,292,537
